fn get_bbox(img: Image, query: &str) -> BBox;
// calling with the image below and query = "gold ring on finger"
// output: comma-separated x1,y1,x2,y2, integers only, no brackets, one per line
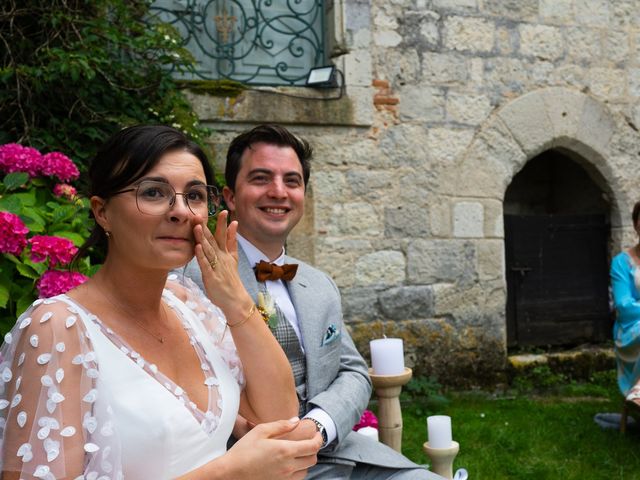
209,254,218,270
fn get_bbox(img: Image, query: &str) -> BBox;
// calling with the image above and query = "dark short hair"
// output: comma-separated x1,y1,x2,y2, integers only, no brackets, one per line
633,201,640,226
75,125,214,260
225,124,312,191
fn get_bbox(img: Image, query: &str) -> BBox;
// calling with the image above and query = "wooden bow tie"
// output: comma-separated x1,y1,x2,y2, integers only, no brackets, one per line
254,260,298,282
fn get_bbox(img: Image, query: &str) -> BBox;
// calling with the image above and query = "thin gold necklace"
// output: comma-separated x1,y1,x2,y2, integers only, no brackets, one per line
101,292,168,344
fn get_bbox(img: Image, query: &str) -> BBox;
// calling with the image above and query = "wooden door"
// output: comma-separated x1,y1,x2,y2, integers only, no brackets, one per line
505,214,611,347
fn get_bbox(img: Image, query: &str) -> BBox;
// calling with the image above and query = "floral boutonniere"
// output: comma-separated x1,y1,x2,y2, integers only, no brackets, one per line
257,291,279,331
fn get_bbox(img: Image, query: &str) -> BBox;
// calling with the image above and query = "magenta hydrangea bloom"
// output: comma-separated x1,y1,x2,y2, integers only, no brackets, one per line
353,409,379,431
53,183,78,199
29,235,78,267
0,143,43,177
40,152,80,182
0,211,29,255
36,270,88,298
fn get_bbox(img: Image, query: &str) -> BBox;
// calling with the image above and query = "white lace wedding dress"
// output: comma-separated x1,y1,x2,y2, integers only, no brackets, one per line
0,274,243,479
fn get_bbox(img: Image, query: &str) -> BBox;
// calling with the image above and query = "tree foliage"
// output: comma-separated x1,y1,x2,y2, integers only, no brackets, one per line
0,0,208,171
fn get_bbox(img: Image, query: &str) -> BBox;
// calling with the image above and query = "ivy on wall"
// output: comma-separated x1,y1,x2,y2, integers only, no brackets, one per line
0,0,210,174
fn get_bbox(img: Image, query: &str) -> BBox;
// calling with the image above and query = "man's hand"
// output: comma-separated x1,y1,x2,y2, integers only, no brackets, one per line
275,418,319,441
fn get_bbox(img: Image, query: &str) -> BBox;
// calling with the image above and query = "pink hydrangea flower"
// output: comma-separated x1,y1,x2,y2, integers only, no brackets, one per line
53,183,78,199
0,143,43,177
36,270,88,298
353,409,379,431
40,152,80,182
0,211,29,255
29,235,78,267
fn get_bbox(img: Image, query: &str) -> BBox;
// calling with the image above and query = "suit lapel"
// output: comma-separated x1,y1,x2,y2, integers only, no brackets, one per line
238,246,260,301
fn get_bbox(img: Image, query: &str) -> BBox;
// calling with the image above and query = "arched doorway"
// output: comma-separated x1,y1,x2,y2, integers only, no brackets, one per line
504,149,612,347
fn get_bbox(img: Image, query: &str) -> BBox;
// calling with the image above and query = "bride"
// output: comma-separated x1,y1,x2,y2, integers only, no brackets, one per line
0,125,321,479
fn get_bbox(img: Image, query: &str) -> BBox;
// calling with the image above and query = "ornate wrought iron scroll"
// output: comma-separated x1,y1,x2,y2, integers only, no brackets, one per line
149,0,326,86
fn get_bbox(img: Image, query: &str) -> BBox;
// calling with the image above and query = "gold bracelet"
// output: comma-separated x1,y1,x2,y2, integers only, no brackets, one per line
228,304,256,328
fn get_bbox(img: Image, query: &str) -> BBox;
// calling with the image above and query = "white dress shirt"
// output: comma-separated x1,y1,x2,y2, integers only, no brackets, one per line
237,234,338,445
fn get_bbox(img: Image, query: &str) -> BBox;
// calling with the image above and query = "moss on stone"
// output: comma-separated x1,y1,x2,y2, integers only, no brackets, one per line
177,79,246,98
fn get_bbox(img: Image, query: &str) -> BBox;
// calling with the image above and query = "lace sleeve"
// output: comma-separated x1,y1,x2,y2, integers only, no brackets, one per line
165,274,244,388
0,297,122,479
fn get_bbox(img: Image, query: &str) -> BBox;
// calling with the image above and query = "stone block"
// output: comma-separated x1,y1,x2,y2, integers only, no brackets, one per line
519,24,564,61
398,86,446,122
408,239,477,284
549,65,586,89
496,26,516,56
443,16,495,54
336,202,383,236
427,127,474,164
432,0,477,11
629,68,640,97
379,124,431,167
482,198,504,238
484,58,530,94
355,250,406,286
429,201,452,238
447,92,493,125
313,170,346,203
456,118,526,197
347,170,394,201
374,29,403,47
575,0,610,27
341,286,384,323
477,240,505,281
497,89,555,157
384,204,430,238
603,30,630,65
483,0,538,19
374,49,421,85
540,87,586,140
422,52,469,85
540,0,573,23
344,49,372,87
565,27,602,62
575,95,615,156
453,202,484,238
378,286,434,320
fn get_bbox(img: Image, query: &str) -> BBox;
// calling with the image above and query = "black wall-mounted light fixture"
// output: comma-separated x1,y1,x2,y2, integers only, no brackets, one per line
306,65,338,88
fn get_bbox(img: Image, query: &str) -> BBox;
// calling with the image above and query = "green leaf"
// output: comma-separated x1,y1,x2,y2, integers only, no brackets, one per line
52,205,76,223
14,190,36,206
20,209,46,231
0,195,23,214
0,283,8,309
16,263,40,280
51,231,85,246
3,172,29,191
16,291,36,317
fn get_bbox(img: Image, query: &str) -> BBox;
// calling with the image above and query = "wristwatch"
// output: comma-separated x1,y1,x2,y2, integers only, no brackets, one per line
308,418,328,447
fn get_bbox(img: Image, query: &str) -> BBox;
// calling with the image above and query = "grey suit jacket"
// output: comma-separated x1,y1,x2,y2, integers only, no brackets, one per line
183,248,427,469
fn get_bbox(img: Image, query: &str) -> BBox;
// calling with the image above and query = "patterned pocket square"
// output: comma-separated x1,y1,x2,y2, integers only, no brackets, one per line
321,323,341,346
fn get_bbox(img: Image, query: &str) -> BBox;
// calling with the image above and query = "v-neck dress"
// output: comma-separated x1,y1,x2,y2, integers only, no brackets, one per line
0,274,243,479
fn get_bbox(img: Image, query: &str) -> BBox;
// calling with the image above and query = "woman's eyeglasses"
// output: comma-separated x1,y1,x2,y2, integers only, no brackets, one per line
113,180,220,217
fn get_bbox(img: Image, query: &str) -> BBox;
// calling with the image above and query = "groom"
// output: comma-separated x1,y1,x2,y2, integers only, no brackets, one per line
185,124,440,479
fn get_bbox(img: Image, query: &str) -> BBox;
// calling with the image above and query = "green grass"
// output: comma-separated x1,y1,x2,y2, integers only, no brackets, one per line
394,371,640,479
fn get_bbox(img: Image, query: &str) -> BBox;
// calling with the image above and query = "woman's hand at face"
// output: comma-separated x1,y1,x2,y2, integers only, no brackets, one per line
223,418,322,480
193,211,252,313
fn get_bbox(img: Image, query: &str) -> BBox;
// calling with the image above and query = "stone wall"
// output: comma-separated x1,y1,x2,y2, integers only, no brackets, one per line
191,0,640,387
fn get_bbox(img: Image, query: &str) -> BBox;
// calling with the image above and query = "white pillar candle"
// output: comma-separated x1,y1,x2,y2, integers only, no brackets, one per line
370,338,404,375
427,415,452,449
356,426,379,441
